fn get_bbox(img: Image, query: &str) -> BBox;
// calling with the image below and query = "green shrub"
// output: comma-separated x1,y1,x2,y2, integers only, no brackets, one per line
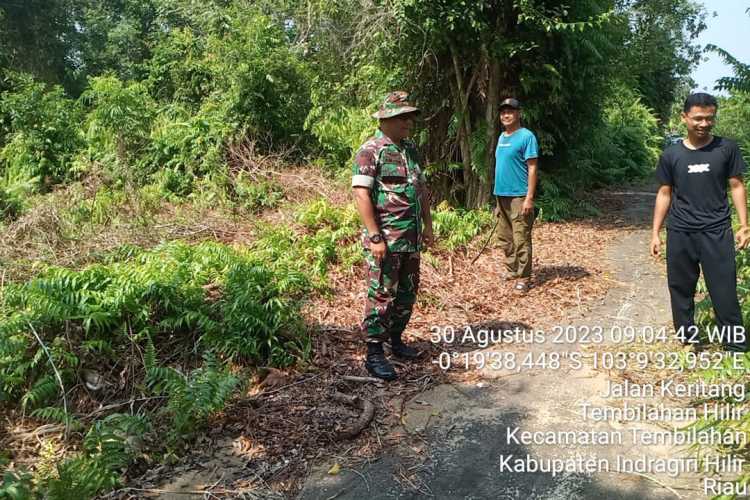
151,166,195,198
306,104,374,168
0,241,309,405
0,240,314,497
0,186,18,221
208,261,307,363
0,172,35,222
691,206,750,495
145,7,312,150
0,469,34,500
81,76,156,173
144,101,234,183
540,88,660,220
251,225,330,283
147,352,238,441
431,202,493,252
42,414,149,499
213,8,312,148
65,187,127,226
567,89,660,187
0,73,84,187
536,174,599,222
233,175,284,212
248,200,361,283
305,64,400,168
295,198,359,233
716,92,750,164
0,415,148,500
295,199,361,274
146,27,214,106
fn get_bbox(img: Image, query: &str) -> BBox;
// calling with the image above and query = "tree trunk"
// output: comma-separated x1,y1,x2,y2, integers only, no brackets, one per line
483,53,502,207
449,41,488,208
448,42,474,208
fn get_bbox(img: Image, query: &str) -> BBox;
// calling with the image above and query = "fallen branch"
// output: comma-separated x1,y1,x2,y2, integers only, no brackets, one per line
342,467,370,493
11,423,66,441
106,486,283,499
342,375,381,384
317,326,356,334
469,217,499,266
82,396,167,419
249,373,323,399
325,488,350,500
331,391,375,440
27,321,69,438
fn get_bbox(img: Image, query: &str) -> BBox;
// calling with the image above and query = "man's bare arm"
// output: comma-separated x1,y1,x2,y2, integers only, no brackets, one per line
526,158,538,200
729,176,750,249
522,158,538,216
650,184,672,256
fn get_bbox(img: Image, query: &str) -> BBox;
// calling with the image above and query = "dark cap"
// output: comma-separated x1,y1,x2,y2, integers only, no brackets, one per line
499,98,521,110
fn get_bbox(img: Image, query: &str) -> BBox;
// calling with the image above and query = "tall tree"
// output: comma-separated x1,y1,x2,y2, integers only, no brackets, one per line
615,0,706,123
0,0,79,89
300,0,705,207
706,8,750,93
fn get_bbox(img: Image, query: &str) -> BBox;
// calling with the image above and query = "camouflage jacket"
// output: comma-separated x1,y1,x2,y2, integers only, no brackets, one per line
351,130,426,253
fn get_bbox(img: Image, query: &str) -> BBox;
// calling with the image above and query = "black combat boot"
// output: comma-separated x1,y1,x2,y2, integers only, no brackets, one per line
365,342,397,380
390,333,421,360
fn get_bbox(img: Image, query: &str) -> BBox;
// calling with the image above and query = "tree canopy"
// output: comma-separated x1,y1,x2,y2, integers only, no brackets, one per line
0,0,706,212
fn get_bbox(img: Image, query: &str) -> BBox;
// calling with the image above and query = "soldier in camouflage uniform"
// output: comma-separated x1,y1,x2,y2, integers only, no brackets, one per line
352,91,434,380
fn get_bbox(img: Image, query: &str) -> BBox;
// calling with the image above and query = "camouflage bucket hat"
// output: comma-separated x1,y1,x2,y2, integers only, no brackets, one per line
372,91,420,119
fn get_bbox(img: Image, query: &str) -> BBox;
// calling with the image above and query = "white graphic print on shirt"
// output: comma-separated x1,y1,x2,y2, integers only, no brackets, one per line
687,163,710,174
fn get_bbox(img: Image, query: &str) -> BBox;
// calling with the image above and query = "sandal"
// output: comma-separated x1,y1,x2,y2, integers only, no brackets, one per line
513,281,530,293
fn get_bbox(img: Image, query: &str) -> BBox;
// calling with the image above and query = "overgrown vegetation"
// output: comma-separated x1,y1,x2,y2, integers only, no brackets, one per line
0,186,374,497
716,92,750,164
0,0,712,497
694,71,750,500
0,241,310,496
0,0,704,221
690,125,750,498
431,202,494,252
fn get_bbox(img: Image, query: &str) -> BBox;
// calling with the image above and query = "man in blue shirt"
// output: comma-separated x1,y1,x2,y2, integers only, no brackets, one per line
493,98,539,292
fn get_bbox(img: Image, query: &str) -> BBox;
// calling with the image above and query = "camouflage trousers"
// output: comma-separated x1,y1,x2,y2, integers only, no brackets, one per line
361,251,421,342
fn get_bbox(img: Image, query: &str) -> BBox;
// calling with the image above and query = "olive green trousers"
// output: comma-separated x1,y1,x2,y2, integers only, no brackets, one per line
496,196,534,279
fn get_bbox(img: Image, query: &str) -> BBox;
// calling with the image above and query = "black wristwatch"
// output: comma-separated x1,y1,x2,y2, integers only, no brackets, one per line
369,233,383,244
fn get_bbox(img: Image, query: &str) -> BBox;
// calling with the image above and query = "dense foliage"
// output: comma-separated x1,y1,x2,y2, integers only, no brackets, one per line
0,0,706,219
0,0,712,497
716,92,750,163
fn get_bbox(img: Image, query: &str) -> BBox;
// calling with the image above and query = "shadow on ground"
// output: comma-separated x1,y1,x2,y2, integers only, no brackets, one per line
533,265,590,288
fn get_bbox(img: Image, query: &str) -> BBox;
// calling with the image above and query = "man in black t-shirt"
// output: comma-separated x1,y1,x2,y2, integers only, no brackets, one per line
651,93,750,351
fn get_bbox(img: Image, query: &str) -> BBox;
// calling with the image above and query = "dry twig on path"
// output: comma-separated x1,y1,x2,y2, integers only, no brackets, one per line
331,391,375,440
342,375,382,384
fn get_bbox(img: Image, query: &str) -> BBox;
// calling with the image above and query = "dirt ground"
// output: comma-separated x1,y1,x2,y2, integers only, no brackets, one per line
101,185,734,500
297,188,716,500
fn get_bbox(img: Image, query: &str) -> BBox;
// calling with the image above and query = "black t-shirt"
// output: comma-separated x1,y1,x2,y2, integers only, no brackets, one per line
656,136,747,232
